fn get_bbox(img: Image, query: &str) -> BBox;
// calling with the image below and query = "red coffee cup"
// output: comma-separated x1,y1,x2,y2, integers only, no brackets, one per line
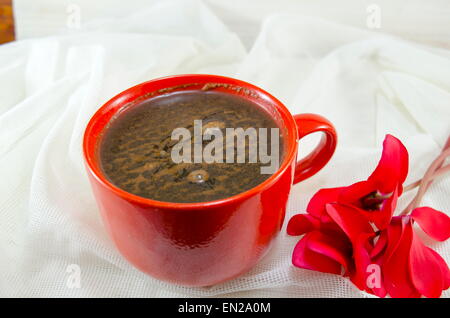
83,74,337,286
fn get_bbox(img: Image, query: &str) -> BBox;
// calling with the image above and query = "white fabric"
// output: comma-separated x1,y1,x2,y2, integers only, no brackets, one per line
1,0,449,297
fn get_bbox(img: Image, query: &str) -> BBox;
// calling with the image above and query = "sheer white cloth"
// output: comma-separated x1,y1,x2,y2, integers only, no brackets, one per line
0,0,449,297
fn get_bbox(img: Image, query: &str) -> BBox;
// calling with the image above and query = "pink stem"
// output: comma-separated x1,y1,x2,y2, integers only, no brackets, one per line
403,164,450,192
400,141,450,216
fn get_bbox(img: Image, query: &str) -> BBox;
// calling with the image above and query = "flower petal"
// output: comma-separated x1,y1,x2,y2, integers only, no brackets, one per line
368,134,409,194
325,203,374,243
383,216,404,262
339,180,375,204
356,186,400,231
371,230,388,259
411,207,450,242
292,233,343,275
341,183,399,230
409,231,445,298
306,187,343,218
383,218,421,298
374,185,399,230
350,233,375,292
306,231,352,273
427,247,450,290
287,214,319,236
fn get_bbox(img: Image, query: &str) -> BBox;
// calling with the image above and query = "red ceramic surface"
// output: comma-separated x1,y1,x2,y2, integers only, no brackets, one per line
83,74,337,286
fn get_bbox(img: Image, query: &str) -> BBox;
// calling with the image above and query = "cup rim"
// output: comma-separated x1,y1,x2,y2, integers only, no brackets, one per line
83,74,298,210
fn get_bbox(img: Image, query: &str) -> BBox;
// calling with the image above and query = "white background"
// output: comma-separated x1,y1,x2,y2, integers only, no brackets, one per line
0,0,449,297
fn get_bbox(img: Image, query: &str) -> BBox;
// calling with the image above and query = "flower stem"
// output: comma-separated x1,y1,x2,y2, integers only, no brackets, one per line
400,138,450,216
403,164,450,192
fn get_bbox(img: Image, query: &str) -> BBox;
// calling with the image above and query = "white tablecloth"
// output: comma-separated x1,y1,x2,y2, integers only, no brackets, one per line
1,0,449,297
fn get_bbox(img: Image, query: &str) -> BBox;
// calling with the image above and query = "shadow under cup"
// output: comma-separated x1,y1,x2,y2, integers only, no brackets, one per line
83,74,337,286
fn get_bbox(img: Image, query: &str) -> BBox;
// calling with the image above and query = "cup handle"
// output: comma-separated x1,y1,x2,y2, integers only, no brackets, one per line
293,113,337,184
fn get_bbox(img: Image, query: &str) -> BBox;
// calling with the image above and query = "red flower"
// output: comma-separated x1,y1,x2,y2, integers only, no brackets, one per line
378,208,450,298
305,134,408,230
288,202,384,296
288,135,450,298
